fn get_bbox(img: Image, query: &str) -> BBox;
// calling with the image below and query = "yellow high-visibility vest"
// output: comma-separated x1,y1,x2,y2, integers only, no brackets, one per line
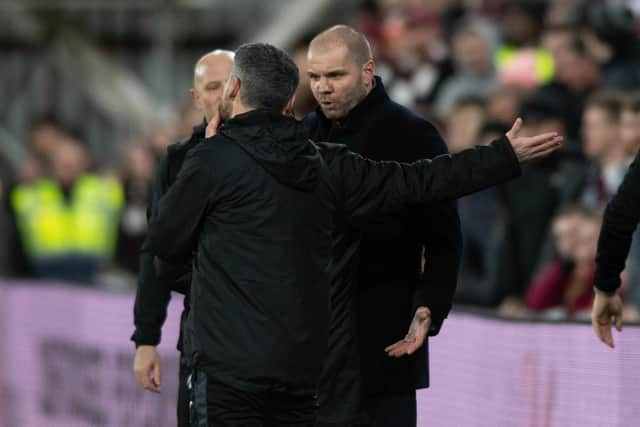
10,175,124,259
496,46,555,84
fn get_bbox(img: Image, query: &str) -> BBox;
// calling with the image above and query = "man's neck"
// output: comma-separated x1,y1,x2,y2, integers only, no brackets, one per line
230,103,253,119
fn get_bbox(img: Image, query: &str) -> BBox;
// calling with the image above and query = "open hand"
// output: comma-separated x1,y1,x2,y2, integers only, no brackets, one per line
506,117,563,162
385,307,431,357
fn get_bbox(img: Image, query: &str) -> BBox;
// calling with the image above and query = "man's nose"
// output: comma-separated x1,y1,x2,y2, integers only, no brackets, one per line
317,77,332,93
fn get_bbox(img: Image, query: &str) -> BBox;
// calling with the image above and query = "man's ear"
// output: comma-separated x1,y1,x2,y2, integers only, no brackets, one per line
362,59,375,86
229,76,241,100
284,95,296,116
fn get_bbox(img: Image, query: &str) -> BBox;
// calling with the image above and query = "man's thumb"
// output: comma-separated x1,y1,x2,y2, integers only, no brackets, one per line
507,117,523,139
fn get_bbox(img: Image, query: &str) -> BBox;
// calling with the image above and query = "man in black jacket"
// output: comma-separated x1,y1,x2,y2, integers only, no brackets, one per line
304,25,459,426
131,49,233,427
147,42,560,426
591,150,640,348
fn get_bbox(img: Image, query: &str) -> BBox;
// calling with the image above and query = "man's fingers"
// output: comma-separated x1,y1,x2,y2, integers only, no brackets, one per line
152,362,162,389
134,370,147,388
138,370,157,392
531,136,563,151
205,115,221,138
615,314,623,332
529,141,563,159
387,342,409,357
385,340,405,352
597,319,614,348
523,132,560,147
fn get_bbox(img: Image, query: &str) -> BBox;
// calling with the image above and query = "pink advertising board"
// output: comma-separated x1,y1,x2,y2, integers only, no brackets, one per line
1,282,638,426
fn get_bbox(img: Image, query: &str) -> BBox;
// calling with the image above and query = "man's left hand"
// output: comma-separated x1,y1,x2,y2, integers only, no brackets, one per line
385,306,431,357
591,290,623,348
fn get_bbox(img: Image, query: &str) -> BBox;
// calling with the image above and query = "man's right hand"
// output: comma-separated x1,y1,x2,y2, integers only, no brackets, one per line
205,114,222,138
134,345,162,393
506,117,563,162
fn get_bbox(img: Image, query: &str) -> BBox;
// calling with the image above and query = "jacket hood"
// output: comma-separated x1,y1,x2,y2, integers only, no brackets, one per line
218,110,321,191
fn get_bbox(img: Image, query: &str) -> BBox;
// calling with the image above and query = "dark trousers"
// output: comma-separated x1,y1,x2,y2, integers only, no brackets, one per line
365,391,416,427
178,355,191,427
190,368,317,427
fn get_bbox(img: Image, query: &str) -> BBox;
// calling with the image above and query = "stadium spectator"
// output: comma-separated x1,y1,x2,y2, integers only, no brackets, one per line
525,205,600,318
584,3,640,91
10,129,123,284
493,93,586,316
579,92,627,209
115,141,155,275
453,120,509,306
496,2,554,90
434,19,498,118
538,25,601,142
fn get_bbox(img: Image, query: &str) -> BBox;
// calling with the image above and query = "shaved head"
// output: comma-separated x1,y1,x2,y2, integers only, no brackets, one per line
193,49,234,88
307,25,375,119
309,25,372,66
190,49,234,121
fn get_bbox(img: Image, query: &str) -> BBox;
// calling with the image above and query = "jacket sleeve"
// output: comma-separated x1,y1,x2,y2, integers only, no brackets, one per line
594,152,640,293
332,136,521,225
147,143,213,264
408,125,462,336
131,154,173,347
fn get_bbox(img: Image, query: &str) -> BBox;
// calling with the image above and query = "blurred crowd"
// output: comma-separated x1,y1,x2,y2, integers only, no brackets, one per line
1,0,640,322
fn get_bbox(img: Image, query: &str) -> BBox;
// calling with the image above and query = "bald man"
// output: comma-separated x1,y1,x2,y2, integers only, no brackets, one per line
305,26,461,426
132,49,233,427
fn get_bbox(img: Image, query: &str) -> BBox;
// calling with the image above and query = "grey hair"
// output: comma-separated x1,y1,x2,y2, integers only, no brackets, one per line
232,43,300,112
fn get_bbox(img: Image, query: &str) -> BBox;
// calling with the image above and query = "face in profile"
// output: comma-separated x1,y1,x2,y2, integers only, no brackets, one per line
307,44,372,120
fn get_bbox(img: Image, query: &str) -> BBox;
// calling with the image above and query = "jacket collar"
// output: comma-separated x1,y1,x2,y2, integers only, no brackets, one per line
193,118,207,139
221,109,294,129
314,75,389,131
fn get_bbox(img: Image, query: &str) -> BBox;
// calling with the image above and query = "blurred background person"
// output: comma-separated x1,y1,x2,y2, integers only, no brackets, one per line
451,119,510,306
115,140,156,275
583,2,640,91
525,205,600,319
433,19,498,118
580,91,627,208
9,125,123,284
491,92,586,317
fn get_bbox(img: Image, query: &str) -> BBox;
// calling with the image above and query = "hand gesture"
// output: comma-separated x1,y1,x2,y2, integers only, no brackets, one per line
506,118,563,162
591,290,623,348
385,306,431,357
